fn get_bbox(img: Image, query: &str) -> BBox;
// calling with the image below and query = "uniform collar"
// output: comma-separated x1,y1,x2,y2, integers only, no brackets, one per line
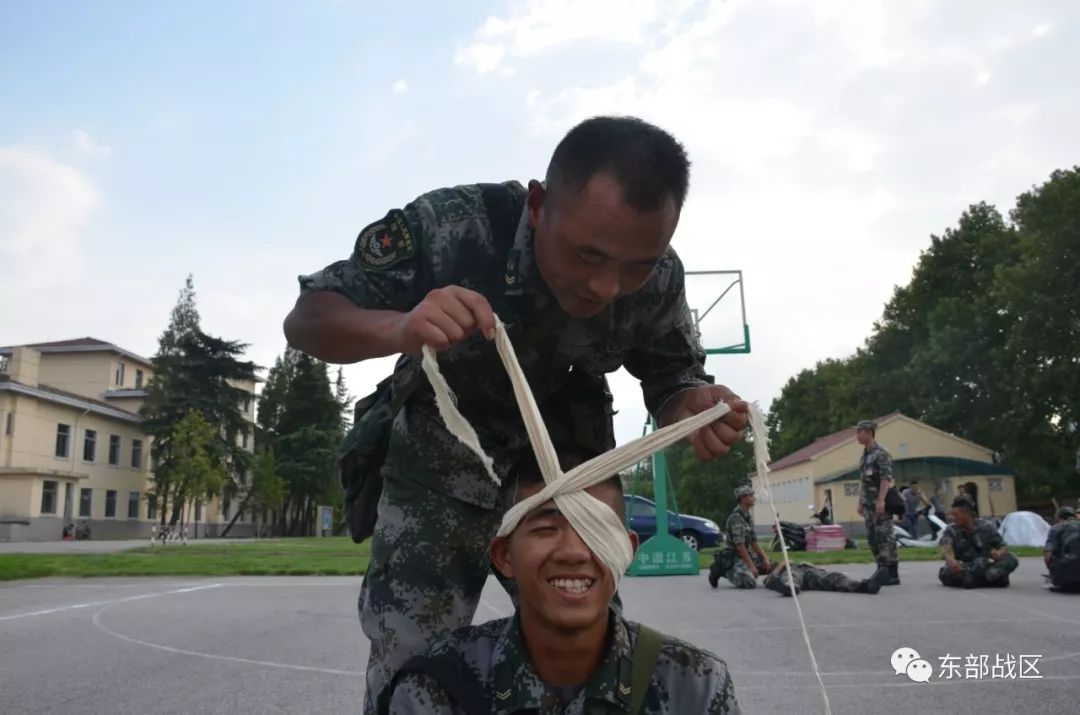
491,608,635,713
503,203,541,296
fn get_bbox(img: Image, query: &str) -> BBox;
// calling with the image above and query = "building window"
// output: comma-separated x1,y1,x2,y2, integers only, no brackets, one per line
131,439,143,469
242,433,249,450
988,478,1003,492
147,494,158,521
105,489,117,518
135,369,144,389
844,482,860,497
222,497,230,520
242,395,251,413
115,362,125,386
41,480,58,514
128,491,140,519
83,429,97,462
108,435,121,466
56,424,71,458
898,443,908,457
79,488,92,517
4,412,12,436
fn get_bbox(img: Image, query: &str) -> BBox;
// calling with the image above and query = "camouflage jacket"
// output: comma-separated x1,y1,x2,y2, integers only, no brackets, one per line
858,443,893,507
940,519,1005,563
298,181,713,509
725,506,756,548
1044,519,1080,561
382,608,741,714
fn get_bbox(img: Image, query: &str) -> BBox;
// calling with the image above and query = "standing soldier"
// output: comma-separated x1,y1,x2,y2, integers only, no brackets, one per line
1044,506,1080,593
283,115,749,713
709,486,772,589
855,420,900,585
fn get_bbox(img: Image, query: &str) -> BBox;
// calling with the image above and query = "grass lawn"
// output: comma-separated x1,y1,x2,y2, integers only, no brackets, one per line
0,537,1046,582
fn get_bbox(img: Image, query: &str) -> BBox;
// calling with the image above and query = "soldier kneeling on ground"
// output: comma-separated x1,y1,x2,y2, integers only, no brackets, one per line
1044,506,1080,593
938,496,1019,589
379,452,742,715
709,485,772,590
762,560,887,597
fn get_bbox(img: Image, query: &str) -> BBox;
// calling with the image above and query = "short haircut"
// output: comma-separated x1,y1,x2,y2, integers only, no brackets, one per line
545,115,691,213
951,496,975,511
503,448,626,521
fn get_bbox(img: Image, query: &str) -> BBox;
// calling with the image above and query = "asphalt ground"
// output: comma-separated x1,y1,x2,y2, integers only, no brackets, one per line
1,558,1075,714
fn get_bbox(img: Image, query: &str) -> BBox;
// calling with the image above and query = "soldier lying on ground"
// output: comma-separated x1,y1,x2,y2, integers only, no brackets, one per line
938,496,1018,589
761,560,886,597
1044,506,1080,593
378,451,742,715
708,485,772,589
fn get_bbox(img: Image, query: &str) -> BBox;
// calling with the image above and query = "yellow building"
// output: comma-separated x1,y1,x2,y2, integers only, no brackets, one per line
751,413,1018,534
0,338,257,542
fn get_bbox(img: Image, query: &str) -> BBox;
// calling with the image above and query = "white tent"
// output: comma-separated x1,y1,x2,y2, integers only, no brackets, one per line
998,511,1051,548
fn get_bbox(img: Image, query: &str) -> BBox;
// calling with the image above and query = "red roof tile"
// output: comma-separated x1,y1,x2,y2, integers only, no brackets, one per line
769,412,901,470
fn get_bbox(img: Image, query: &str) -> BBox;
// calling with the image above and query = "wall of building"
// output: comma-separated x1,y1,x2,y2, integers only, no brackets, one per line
34,352,114,399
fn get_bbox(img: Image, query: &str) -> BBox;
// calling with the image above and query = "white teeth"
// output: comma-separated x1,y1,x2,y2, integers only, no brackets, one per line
548,578,595,594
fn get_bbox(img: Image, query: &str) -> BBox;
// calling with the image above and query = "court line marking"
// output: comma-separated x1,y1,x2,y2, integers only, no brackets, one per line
737,673,1080,691
0,584,223,621
91,603,363,677
968,589,1080,626
697,615,1052,634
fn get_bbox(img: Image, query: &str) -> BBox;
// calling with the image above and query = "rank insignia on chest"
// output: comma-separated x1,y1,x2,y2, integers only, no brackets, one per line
505,250,519,286
355,209,416,269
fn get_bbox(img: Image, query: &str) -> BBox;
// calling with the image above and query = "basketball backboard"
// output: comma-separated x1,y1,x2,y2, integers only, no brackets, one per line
684,270,750,354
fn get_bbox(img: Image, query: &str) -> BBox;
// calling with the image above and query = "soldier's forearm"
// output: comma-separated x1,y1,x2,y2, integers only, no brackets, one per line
284,292,407,363
941,545,955,561
735,544,752,566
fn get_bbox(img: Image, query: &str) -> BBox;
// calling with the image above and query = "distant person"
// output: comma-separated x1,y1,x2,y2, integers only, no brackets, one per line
762,561,887,596
709,485,772,589
901,482,929,537
855,420,899,586
1044,507,1080,593
380,452,742,714
938,497,1018,589
928,484,946,538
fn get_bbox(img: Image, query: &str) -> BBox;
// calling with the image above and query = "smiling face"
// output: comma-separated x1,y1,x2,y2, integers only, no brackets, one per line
528,173,677,319
491,478,638,635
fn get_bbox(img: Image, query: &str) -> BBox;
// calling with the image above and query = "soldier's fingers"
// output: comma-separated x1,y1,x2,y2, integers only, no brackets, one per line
709,419,743,447
422,310,467,347
455,288,497,340
698,424,730,457
688,431,712,461
413,321,453,351
438,292,481,334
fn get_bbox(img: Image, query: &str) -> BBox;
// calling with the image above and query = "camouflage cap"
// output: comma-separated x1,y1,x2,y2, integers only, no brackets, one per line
856,420,877,431
734,485,754,499
1057,506,1076,520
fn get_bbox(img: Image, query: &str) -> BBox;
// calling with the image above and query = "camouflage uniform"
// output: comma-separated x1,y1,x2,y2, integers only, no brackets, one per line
380,608,741,714
763,563,874,596
938,519,1019,588
858,442,898,567
1044,514,1080,592
297,181,715,712
718,505,761,589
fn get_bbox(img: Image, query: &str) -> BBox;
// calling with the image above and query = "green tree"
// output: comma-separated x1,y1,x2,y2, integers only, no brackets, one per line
169,410,228,526
247,451,287,537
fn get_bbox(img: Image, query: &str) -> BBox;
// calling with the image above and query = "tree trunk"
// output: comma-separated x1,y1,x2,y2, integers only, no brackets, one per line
220,490,253,538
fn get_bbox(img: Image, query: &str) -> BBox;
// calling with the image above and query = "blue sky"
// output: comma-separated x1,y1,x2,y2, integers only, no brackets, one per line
3,0,1079,447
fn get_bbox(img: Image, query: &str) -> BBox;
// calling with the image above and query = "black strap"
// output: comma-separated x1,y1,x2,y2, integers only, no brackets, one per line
630,624,663,714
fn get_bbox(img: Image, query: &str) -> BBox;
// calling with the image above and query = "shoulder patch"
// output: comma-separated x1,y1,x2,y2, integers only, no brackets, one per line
355,209,416,270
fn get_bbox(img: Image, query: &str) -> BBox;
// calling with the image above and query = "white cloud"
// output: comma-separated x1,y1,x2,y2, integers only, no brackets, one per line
392,79,409,94
454,0,668,74
1033,23,1052,38
73,129,111,158
0,146,100,339
456,0,1080,443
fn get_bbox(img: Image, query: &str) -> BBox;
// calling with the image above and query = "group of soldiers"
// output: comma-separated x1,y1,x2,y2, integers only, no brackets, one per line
708,419,1080,596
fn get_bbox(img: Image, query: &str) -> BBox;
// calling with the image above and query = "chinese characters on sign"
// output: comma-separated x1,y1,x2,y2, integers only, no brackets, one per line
892,647,1042,682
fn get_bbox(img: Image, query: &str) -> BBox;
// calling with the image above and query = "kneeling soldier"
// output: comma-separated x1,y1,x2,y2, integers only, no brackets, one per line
939,497,1019,589
709,486,772,589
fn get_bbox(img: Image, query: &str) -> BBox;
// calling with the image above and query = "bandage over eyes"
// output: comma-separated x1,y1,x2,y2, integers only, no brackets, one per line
420,316,732,586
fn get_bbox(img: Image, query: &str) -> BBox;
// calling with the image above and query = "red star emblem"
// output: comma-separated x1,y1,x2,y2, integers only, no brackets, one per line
380,234,393,248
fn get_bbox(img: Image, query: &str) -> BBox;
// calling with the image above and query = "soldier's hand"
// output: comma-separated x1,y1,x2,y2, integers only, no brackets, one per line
661,385,749,460
874,501,886,517
394,286,497,353
946,559,963,574
990,548,1005,561
749,565,759,579
856,502,864,517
